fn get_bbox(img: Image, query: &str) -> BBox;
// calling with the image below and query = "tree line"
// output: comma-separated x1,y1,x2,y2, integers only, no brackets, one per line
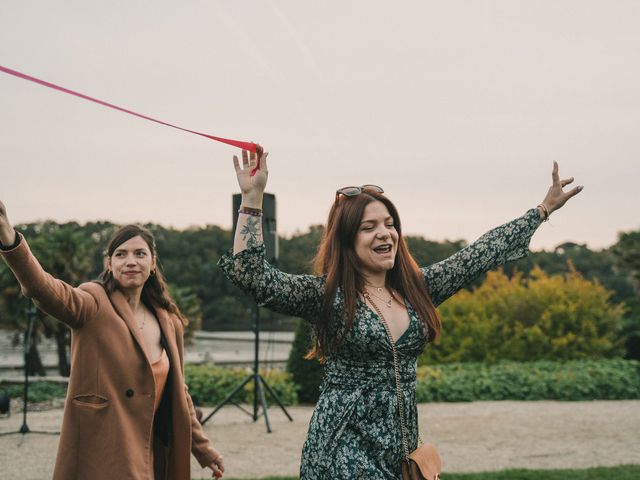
1,220,638,376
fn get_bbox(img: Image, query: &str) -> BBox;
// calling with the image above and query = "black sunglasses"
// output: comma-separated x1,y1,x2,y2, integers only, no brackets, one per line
336,184,384,197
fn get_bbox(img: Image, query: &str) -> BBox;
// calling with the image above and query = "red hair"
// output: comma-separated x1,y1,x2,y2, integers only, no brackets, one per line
308,191,441,361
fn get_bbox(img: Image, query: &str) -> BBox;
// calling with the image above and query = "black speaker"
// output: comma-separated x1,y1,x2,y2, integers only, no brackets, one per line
233,193,278,263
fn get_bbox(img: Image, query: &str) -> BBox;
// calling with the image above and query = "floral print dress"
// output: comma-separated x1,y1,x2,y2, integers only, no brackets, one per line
218,209,542,479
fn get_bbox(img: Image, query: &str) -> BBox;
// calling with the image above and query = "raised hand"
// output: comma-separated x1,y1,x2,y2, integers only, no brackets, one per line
0,200,16,246
233,147,268,209
540,161,583,216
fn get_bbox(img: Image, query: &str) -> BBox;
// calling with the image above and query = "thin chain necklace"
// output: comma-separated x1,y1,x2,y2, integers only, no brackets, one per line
364,284,394,308
138,308,147,330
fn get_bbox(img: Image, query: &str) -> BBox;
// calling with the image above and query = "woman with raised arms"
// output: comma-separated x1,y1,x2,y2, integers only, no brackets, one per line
218,149,582,479
0,212,225,479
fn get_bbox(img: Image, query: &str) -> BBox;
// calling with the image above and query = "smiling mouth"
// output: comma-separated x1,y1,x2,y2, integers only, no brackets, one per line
373,245,392,254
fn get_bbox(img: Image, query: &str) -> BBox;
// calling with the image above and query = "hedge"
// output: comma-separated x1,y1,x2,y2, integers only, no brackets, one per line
6,360,638,405
2,381,68,403
415,359,640,402
2,366,299,407
184,364,298,407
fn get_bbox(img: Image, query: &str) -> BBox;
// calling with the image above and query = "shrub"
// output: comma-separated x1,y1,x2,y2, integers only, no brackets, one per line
3,381,68,402
421,267,626,365
415,359,640,402
286,320,324,403
184,364,298,407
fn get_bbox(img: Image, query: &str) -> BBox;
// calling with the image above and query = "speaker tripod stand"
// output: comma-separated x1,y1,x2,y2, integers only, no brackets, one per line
0,306,60,442
200,303,293,433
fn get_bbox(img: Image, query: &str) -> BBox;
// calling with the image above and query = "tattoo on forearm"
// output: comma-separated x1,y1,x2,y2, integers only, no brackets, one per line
240,216,262,248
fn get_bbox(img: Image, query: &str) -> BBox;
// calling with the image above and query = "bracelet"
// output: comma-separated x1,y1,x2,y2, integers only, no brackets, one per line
0,231,21,251
238,206,263,217
537,203,550,222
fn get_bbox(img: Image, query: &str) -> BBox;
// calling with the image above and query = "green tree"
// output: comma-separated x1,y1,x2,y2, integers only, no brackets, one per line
611,229,640,359
168,284,203,343
0,222,105,375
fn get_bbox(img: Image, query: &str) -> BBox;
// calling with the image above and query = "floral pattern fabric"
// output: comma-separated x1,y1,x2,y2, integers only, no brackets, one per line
218,209,542,479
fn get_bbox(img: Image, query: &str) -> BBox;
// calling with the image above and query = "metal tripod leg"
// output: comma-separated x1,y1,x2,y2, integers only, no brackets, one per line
255,374,272,433
259,374,293,421
200,374,253,425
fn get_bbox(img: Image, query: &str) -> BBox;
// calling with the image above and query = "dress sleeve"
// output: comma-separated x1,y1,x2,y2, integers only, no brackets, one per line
218,244,324,321
421,208,542,306
0,233,98,328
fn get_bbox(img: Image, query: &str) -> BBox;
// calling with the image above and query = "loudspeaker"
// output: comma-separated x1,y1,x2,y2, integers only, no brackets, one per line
233,193,278,263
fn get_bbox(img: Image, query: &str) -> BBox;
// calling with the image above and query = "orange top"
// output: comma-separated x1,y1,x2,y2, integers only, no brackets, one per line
151,349,170,413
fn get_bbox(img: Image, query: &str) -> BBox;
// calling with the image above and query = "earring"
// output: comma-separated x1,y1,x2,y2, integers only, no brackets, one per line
150,269,156,277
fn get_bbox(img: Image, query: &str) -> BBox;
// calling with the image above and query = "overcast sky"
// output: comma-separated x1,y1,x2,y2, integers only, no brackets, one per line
1,1,638,251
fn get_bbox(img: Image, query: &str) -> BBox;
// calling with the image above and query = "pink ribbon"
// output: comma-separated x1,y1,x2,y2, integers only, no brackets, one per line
0,64,259,154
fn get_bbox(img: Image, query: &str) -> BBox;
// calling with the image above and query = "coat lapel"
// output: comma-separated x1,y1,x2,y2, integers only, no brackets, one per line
155,309,178,368
109,289,152,364
155,309,191,440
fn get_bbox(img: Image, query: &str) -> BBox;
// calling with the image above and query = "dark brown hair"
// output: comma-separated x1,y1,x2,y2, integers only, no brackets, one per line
307,190,441,361
98,225,188,326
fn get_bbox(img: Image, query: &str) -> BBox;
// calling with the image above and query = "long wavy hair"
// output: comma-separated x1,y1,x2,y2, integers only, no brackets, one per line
98,225,188,326
307,190,441,361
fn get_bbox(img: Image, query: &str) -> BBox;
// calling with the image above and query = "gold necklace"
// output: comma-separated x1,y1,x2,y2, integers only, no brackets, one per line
365,288,394,308
138,308,147,330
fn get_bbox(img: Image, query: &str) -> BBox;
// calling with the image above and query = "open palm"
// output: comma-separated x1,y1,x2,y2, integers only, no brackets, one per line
233,148,268,205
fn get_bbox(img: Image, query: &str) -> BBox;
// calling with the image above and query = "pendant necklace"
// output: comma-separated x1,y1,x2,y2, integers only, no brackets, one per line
365,283,394,308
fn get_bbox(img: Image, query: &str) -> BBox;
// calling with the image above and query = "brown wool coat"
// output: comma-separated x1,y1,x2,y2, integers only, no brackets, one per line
1,236,219,480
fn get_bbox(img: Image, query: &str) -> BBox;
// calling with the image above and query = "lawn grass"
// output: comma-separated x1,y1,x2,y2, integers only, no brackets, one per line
209,464,640,480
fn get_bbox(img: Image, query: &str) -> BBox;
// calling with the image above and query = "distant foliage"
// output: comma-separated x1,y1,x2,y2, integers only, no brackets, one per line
167,284,203,343
421,266,626,364
415,359,640,402
610,230,640,360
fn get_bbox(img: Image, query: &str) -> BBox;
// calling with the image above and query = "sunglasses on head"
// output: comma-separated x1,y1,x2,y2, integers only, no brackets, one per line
335,184,384,198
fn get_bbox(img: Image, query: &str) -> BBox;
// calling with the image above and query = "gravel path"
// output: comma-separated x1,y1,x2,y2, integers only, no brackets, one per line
1,400,639,479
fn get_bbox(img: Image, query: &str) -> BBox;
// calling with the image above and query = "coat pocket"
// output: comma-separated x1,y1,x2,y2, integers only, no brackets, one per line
72,394,109,409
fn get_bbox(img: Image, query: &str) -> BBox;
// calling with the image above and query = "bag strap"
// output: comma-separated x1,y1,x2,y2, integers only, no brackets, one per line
363,291,422,461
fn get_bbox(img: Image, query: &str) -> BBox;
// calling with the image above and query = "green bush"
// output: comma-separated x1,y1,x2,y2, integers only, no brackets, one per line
415,359,640,402
421,267,626,364
2,366,299,407
184,364,298,407
286,319,324,403
3,381,68,403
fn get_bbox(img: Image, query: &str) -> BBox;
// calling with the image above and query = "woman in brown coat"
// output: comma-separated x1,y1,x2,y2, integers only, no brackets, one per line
0,203,225,480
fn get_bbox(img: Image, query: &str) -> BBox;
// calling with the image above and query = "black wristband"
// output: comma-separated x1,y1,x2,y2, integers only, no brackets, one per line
0,231,21,251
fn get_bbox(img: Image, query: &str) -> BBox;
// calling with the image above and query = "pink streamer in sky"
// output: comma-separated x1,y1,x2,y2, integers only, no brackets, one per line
0,64,260,157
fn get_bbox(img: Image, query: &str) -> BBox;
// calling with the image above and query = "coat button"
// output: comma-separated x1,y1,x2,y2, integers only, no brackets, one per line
126,389,134,398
